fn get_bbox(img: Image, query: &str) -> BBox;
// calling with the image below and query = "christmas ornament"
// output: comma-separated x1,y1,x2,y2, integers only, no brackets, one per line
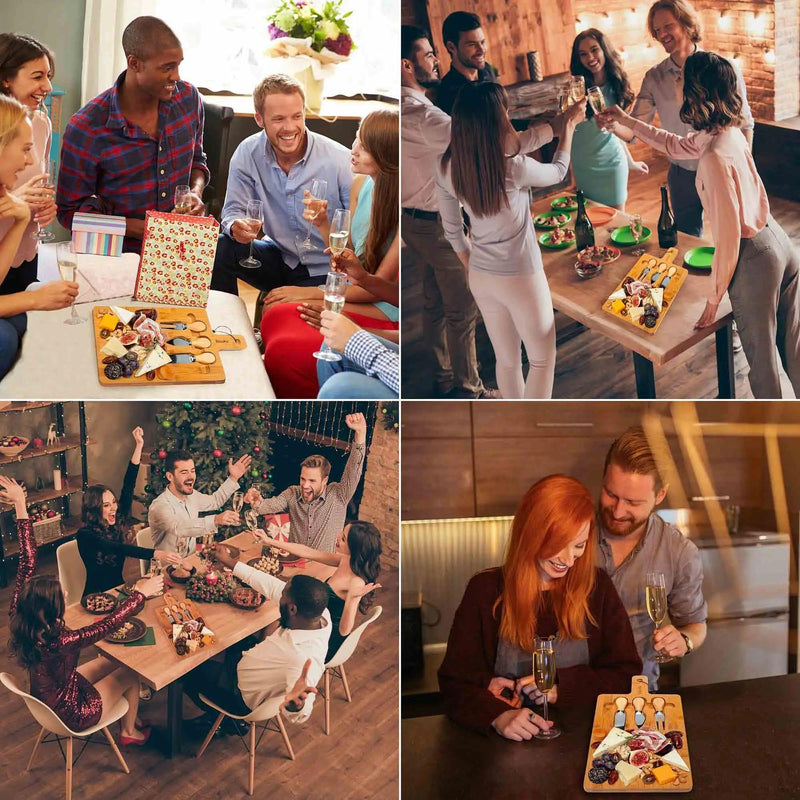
32,437,44,450
232,405,242,416
250,468,260,477
158,449,167,459
184,402,193,410
213,449,223,458
217,429,224,436
162,420,172,428
262,472,268,479
253,446,260,454
145,484,152,493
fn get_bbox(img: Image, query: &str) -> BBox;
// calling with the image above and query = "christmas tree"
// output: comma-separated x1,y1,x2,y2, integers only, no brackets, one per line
144,402,274,508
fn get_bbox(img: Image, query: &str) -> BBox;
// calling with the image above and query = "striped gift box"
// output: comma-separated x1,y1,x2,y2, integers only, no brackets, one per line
71,212,126,257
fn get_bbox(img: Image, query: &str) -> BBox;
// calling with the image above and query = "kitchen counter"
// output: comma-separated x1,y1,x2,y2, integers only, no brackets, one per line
402,673,800,799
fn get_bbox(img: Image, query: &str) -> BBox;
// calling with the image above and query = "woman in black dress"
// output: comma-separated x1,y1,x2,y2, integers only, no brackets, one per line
76,427,180,595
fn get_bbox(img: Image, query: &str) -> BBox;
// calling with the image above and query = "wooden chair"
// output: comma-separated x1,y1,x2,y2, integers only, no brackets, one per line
320,605,382,735
56,540,86,606
0,672,130,800
135,527,153,576
195,693,294,796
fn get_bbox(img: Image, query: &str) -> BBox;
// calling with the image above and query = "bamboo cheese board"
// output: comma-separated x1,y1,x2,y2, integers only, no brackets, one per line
155,593,203,634
602,248,688,335
92,305,246,386
583,675,692,793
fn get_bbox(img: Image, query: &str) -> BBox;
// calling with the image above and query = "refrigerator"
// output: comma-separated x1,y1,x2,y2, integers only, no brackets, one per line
679,532,790,687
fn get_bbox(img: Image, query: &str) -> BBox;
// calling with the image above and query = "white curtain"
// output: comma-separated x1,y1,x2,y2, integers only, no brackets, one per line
81,0,158,105
82,0,398,104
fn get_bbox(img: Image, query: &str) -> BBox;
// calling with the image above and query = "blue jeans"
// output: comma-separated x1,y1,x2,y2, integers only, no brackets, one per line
0,313,27,379
317,336,399,399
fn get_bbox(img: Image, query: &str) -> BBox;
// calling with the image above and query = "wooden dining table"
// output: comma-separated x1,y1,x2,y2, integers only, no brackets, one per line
533,195,735,398
63,531,334,757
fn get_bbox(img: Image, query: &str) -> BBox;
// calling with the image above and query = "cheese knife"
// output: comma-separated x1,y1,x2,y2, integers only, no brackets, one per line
171,352,217,365
652,697,666,731
613,697,628,729
632,696,646,728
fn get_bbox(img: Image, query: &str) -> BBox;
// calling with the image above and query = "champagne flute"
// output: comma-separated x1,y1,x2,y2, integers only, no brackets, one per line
299,178,328,252
239,199,264,268
646,571,673,663
532,636,561,740
244,509,259,544
149,558,164,596
328,208,351,263
173,184,192,214
587,86,608,132
56,241,85,325
232,490,244,515
630,213,645,256
569,75,585,103
313,270,347,362
31,158,56,242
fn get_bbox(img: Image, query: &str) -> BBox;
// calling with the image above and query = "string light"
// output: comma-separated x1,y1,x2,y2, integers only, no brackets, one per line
748,11,766,37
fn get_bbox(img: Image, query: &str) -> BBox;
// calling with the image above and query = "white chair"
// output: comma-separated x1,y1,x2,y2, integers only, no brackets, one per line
321,605,382,735
195,693,294,796
136,527,153,576
0,672,130,800
56,541,86,606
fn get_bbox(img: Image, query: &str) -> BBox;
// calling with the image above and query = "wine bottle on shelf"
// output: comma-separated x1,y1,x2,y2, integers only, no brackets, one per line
657,184,678,248
574,190,594,252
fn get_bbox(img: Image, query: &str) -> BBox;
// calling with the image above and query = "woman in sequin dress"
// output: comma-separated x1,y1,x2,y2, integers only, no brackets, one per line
4,475,162,743
255,520,381,662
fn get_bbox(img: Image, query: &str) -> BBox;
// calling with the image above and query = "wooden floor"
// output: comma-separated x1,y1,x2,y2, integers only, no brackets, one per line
401,155,800,399
0,553,398,800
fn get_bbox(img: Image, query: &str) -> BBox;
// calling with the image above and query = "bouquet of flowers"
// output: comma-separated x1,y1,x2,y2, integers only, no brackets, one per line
267,0,355,62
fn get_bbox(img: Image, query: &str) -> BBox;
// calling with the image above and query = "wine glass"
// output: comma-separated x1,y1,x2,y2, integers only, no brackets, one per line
587,86,608,132
532,636,561,739
313,270,348,361
244,509,259,544
569,75,585,103
629,213,645,257
56,241,85,325
239,199,264,268
173,184,192,214
556,82,569,113
646,571,673,663
329,208,351,263
299,178,328,252
31,159,56,242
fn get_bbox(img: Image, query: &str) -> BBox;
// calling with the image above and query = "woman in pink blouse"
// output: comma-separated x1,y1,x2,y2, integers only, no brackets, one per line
4,475,162,745
598,51,800,399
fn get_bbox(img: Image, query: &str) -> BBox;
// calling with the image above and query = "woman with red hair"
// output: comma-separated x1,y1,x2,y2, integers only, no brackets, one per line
438,474,641,739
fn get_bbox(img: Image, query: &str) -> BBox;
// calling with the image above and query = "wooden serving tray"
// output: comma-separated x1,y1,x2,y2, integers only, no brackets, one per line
602,248,688,335
92,305,246,386
584,675,692,793
155,593,202,634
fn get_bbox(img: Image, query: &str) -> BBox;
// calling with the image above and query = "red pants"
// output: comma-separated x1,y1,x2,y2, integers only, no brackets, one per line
261,303,399,398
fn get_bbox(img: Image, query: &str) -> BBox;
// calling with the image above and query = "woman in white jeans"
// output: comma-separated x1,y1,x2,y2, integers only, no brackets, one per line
436,82,585,398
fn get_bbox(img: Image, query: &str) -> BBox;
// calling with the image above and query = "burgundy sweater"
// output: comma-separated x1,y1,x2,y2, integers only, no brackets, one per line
438,567,642,735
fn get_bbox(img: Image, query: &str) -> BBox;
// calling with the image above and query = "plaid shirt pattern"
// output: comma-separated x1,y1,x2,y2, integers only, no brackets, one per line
344,330,399,394
56,72,209,252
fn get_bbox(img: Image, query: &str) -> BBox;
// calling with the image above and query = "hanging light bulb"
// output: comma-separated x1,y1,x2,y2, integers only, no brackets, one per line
719,10,732,32
748,11,766,37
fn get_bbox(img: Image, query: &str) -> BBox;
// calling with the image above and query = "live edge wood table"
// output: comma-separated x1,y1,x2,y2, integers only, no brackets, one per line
63,532,334,758
533,196,735,399
401,673,800,800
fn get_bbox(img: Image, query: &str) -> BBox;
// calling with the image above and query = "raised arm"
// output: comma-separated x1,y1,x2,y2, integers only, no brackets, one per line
254,529,342,566
117,427,144,521
338,578,381,636
2,477,34,617
334,414,367,503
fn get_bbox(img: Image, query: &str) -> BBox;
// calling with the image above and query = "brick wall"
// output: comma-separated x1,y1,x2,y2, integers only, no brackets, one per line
573,0,800,122
360,413,399,569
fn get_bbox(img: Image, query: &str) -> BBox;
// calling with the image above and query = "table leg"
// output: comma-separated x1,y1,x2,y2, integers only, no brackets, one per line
632,353,657,399
166,680,183,758
715,323,735,399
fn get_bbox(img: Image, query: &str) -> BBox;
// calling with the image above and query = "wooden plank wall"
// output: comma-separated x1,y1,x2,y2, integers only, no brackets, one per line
424,0,576,84
401,401,800,521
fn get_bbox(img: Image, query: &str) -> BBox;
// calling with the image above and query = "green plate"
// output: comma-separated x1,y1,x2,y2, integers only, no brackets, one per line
684,246,715,270
610,225,652,246
533,211,571,229
550,195,578,212
538,231,575,250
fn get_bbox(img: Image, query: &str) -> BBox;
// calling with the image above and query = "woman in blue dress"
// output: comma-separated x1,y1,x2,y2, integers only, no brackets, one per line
569,29,648,210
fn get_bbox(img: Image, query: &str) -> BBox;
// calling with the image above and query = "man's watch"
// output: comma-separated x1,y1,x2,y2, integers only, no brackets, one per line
680,632,694,654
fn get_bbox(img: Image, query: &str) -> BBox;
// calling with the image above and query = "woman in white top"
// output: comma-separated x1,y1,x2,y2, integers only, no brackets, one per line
598,51,800,399
436,82,585,399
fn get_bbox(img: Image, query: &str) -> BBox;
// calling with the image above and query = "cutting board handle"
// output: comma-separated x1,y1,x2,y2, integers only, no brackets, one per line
662,247,678,265
629,675,651,699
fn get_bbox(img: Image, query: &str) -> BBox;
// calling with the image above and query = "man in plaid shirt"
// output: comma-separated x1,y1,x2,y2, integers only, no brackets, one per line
56,16,209,253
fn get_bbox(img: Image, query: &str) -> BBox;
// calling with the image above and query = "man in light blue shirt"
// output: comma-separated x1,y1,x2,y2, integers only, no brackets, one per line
210,74,352,295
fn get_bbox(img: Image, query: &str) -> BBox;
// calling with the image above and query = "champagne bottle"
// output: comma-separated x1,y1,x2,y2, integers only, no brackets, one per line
657,185,678,248
574,190,594,252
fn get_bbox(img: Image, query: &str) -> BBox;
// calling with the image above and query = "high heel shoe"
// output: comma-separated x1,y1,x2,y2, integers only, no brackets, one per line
120,726,151,746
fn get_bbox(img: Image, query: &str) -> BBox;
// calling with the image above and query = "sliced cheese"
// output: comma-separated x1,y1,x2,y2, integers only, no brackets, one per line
611,299,625,314
652,764,677,785
592,728,632,757
110,305,135,325
608,288,627,301
629,306,645,322
98,312,119,331
661,749,689,772
614,760,642,786
135,344,171,376
100,337,128,358
650,287,664,311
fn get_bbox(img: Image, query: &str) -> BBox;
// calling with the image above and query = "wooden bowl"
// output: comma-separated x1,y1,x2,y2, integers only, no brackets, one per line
0,437,29,457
